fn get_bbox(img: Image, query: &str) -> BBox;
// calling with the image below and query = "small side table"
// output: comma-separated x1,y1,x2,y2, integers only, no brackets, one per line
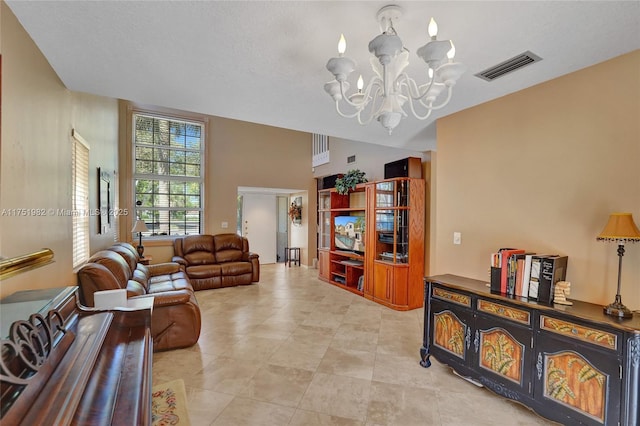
284,247,300,267
139,256,153,265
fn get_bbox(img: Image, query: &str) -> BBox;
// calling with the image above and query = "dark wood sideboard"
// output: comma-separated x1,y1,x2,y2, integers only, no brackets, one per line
1,286,153,425
420,274,640,426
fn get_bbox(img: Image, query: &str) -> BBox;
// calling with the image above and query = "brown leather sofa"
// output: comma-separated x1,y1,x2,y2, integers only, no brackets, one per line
76,242,201,352
172,233,260,291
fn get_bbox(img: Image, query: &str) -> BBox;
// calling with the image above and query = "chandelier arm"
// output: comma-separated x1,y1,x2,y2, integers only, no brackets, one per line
335,101,364,119
418,86,454,110
335,85,385,123
406,96,435,121
338,77,383,109
397,72,439,102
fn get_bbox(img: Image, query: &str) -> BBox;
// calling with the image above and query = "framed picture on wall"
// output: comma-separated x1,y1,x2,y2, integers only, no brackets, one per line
289,196,302,225
98,167,111,234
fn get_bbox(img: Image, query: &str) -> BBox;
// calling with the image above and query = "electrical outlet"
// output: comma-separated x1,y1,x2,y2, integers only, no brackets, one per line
221,221,228,229
453,232,461,245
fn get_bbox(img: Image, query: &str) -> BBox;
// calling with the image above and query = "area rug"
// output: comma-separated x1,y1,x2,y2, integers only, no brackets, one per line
152,379,191,426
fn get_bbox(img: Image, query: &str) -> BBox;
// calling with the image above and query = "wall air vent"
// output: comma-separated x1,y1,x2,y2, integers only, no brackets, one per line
475,51,542,82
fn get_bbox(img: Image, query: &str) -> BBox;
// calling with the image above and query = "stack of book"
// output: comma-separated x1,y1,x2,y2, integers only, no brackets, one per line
490,248,568,304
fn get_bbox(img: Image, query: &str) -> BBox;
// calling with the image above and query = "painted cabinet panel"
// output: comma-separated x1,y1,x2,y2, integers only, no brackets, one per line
428,299,475,371
474,314,533,397
535,331,622,425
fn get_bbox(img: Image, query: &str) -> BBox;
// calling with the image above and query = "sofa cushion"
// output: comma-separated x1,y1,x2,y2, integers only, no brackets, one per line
87,250,132,289
213,234,244,262
219,261,252,276
148,271,193,294
184,251,217,266
126,280,147,297
186,264,222,279
77,263,122,306
180,235,217,265
132,267,150,290
110,244,138,273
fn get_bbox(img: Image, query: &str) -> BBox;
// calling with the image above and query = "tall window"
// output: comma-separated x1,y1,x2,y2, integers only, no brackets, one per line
72,130,90,267
133,113,204,236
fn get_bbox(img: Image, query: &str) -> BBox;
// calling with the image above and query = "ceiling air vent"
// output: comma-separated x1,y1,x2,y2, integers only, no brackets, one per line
475,51,542,82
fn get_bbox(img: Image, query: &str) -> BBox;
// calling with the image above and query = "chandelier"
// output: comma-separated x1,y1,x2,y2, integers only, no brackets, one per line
324,5,465,134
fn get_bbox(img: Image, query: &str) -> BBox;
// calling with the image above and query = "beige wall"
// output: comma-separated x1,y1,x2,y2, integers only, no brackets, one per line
434,50,640,310
0,3,119,298
118,103,316,265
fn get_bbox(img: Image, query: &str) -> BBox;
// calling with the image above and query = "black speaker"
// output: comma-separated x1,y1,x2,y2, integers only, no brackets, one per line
318,174,342,190
384,157,422,179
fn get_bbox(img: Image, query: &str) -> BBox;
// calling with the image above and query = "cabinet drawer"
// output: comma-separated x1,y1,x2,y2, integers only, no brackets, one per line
432,287,471,307
539,315,619,352
477,299,531,326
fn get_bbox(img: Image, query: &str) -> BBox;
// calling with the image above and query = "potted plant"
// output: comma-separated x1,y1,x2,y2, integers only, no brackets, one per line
334,169,367,195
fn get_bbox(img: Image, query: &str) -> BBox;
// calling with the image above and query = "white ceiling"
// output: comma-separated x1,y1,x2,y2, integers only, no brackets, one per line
6,1,639,151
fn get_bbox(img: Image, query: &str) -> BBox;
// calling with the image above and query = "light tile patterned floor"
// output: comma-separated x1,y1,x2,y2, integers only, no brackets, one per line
153,264,556,425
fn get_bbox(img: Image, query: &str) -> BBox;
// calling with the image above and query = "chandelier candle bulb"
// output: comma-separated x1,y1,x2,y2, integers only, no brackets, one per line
338,34,346,56
428,18,438,39
447,41,456,60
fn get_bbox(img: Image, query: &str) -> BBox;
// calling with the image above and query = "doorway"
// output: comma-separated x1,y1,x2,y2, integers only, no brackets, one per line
238,187,306,265
240,193,278,264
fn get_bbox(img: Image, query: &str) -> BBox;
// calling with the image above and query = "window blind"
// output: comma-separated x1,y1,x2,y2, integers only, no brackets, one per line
72,130,90,268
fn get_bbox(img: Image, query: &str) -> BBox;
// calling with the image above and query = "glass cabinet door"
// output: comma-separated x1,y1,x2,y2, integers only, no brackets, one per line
319,211,331,249
318,191,331,249
375,181,394,208
374,180,410,264
319,191,331,210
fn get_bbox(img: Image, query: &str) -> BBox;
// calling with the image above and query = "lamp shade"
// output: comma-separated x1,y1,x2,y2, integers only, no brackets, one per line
596,213,640,242
131,219,149,234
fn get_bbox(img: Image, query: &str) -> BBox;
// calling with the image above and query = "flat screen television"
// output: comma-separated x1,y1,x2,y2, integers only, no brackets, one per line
334,215,365,254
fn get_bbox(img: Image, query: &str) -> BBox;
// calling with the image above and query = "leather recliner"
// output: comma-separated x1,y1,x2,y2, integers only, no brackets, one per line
172,233,260,291
77,242,201,352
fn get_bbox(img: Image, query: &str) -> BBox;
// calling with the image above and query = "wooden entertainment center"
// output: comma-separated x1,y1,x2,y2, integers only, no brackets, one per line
420,274,640,426
317,177,425,310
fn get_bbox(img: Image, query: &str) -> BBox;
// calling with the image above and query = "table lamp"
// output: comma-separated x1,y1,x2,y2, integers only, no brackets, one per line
131,219,150,258
596,212,640,318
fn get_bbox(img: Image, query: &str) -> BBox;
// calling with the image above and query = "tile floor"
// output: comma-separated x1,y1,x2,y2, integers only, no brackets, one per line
153,264,556,425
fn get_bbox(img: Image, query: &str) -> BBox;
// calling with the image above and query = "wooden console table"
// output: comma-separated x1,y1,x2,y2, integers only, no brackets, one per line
420,274,640,426
1,286,153,425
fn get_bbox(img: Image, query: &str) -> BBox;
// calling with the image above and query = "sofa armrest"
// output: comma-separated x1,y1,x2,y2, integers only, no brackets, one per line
148,262,182,276
77,263,123,307
171,256,188,271
243,252,260,282
130,290,192,308
243,252,259,261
